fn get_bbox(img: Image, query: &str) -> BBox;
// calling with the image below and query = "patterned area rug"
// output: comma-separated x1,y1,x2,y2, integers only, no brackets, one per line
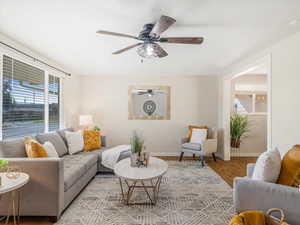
56,161,234,225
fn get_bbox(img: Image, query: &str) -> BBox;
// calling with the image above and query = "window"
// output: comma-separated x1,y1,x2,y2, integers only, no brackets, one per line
2,55,61,140
48,75,60,131
234,93,267,114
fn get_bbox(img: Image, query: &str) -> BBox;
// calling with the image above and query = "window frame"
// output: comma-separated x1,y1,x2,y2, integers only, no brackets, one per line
0,50,64,140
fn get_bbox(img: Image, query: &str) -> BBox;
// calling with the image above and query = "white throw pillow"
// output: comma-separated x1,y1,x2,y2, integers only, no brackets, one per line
65,130,84,155
43,141,59,158
252,148,281,183
190,128,207,144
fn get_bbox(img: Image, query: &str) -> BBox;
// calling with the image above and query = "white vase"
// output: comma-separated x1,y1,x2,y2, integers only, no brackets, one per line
130,153,139,167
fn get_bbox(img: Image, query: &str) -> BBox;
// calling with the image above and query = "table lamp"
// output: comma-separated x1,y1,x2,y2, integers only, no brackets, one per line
79,115,93,130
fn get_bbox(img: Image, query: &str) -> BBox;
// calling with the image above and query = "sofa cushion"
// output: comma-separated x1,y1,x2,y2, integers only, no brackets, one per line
36,132,68,157
24,137,48,158
83,130,101,152
182,142,202,151
0,138,27,157
277,145,300,187
252,148,281,183
63,154,98,191
57,128,74,147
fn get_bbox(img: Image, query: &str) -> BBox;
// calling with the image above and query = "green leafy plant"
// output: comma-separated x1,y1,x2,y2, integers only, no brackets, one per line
230,113,249,148
0,159,8,169
93,126,100,131
130,131,144,155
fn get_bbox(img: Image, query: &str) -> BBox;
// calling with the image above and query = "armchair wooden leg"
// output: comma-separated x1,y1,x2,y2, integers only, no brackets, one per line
200,155,205,167
212,153,217,162
193,154,195,159
179,152,184,161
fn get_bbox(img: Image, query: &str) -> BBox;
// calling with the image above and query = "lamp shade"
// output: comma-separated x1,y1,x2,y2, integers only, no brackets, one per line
79,115,93,126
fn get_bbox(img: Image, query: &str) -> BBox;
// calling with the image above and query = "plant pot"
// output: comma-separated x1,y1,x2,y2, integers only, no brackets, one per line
130,153,139,167
231,138,241,148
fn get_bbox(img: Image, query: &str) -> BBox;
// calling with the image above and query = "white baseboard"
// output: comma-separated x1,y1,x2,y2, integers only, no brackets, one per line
230,152,261,157
150,152,180,157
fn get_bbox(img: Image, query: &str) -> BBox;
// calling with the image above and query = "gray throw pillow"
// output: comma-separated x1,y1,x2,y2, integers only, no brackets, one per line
36,132,68,157
0,138,27,158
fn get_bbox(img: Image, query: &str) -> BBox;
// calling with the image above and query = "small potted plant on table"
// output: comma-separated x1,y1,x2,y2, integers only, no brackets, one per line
130,131,144,167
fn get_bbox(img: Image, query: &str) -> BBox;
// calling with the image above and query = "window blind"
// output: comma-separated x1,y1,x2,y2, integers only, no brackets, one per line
48,74,60,131
2,55,45,139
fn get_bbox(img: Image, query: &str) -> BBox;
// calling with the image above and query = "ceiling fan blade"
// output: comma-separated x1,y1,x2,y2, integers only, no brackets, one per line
112,43,142,55
96,30,138,40
150,15,176,37
159,37,204,44
153,43,168,58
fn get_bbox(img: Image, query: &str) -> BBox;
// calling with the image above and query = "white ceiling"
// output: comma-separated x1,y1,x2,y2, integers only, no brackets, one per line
1,0,300,76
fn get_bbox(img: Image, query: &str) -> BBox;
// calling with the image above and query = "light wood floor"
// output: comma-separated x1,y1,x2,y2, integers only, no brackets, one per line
1,156,257,225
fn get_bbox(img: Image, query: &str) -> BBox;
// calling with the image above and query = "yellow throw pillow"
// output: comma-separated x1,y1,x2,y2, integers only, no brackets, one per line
24,137,48,158
228,211,265,225
188,125,208,142
83,130,101,152
277,145,300,187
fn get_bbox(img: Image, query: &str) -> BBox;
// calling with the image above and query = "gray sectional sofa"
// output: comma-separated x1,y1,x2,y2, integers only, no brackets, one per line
0,128,131,222
234,163,300,225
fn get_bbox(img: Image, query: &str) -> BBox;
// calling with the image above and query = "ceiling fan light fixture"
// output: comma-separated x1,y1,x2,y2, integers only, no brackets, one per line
136,43,158,58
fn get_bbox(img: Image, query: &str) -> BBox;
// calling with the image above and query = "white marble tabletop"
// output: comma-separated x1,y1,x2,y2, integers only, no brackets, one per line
0,173,29,194
114,157,168,181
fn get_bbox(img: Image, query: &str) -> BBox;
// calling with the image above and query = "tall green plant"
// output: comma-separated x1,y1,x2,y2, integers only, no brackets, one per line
230,113,249,147
130,131,144,154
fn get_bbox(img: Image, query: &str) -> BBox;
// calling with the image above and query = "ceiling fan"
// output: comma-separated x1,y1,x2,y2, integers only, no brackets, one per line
96,15,204,58
132,89,166,96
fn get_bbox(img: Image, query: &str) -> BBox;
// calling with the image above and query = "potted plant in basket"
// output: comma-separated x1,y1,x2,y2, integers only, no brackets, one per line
130,131,144,167
230,113,249,148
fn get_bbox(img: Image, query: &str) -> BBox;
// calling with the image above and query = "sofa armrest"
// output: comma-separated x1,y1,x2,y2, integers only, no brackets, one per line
181,137,189,144
247,163,256,177
0,158,64,217
203,139,217,155
234,177,300,225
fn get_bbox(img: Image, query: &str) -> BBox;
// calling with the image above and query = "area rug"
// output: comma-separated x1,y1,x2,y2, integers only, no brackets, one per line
56,161,234,225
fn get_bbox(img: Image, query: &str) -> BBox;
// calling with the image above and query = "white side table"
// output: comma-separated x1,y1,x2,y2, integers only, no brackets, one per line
0,173,29,225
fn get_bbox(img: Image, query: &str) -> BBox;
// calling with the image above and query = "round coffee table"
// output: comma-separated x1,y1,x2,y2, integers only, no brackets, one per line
114,157,168,205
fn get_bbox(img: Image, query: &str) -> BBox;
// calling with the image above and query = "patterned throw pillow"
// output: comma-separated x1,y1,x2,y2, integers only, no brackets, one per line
24,137,48,158
277,145,300,187
83,130,101,152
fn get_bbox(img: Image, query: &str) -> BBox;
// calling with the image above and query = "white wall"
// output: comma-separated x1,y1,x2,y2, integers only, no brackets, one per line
77,75,219,155
222,31,300,157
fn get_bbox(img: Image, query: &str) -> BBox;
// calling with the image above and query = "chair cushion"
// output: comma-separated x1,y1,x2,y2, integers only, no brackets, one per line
63,154,98,191
277,145,300,187
182,142,202,151
0,138,27,157
188,125,208,141
36,132,68,157
190,128,207,144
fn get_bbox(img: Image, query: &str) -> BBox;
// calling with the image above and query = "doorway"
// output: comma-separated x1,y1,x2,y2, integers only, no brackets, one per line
221,55,272,160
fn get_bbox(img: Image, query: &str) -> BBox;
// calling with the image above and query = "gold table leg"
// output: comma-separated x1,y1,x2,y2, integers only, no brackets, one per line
5,189,21,225
118,176,163,205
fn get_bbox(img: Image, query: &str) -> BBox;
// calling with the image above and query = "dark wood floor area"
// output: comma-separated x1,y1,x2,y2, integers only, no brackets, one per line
158,156,257,187
2,156,257,225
